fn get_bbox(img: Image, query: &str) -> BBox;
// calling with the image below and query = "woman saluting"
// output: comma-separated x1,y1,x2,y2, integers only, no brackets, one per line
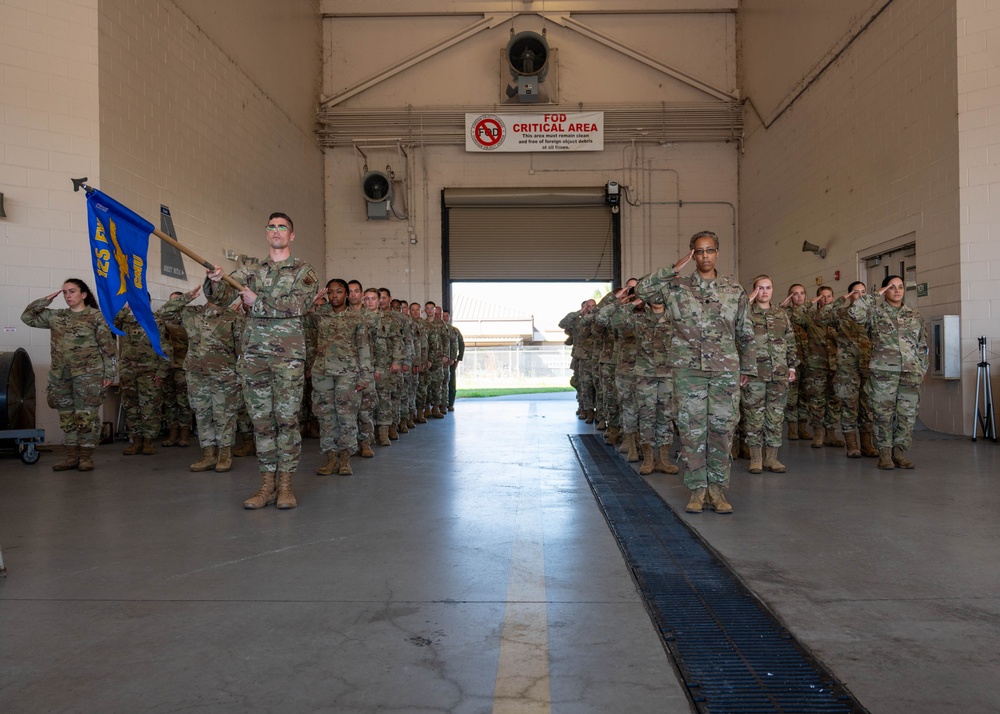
21,279,116,471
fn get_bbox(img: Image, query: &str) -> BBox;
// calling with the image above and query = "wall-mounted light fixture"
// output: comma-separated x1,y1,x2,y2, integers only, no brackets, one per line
0,192,7,218
802,240,827,259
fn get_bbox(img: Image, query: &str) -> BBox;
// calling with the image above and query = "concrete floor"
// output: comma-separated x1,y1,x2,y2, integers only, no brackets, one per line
1,393,998,713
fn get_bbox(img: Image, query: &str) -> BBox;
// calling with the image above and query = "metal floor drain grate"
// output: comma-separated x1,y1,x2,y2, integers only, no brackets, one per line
571,435,868,714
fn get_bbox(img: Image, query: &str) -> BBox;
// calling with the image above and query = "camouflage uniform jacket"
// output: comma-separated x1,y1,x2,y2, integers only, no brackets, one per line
591,293,618,365
817,297,872,370
114,309,170,377
596,301,640,373
203,256,317,359
447,324,462,361
572,312,598,361
159,292,240,374
747,302,796,380
159,309,189,369
411,318,430,368
636,267,756,374
312,304,373,381
558,310,581,352
847,294,928,374
425,319,445,365
21,298,116,381
787,304,836,370
382,309,411,368
372,309,405,370
627,307,671,379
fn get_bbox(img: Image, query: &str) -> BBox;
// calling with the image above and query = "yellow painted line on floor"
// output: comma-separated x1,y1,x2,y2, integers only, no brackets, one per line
493,474,551,714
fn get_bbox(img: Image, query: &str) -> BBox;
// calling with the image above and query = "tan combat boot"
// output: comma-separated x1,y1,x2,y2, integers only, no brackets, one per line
233,432,256,457
764,446,786,473
190,446,218,472
161,425,179,447
824,430,845,448
596,418,607,431
638,443,655,475
877,447,895,470
798,421,812,440
860,430,879,457
706,483,733,514
338,450,353,475
122,438,142,456
892,446,914,469
685,487,707,513
584,409,595,424
603,426,620,445
654,446,680,474
844,431,861,458
243,471,277,509
177,426,191,447
359,440,375,458
388,423,399,440
811,426,825,448
215,446,232,473
407,412,416,428
52,445,80,471
141,437,157,455
316,451,338,475
276,472,297,509
77,447,95,472
786,422,799,440
415,409,427,424
748,445,763,474
626,433,640,463
397,420,409,434
376,426,391,447
431,406,445,419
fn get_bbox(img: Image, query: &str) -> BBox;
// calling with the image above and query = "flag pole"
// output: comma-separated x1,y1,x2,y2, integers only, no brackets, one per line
72,178,245,291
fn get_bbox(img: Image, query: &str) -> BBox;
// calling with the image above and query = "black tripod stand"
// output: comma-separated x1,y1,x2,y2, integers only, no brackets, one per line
973,336,997,442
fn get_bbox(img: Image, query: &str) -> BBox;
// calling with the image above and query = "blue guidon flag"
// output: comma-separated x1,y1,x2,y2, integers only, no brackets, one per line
85,188,165,358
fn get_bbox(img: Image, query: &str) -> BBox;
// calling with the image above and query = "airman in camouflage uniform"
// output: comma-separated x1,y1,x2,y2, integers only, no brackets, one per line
782,284,811,440
424,302,448,419
160,285,242,473
205,211,318,510
159,291,193,448
445,311,464,411
848,276,928,469
21,279,116,471
379,289,410,436
364,288,403,446
596,283,641,457
560,302,588,416
115,305,170,456
741,276,796,474
348,281,378,457
817,281,878,458
591,291,620,437
312,279,373,476
409,302,430,423
636,232,755,515
785,286,843,448
570,301,599,422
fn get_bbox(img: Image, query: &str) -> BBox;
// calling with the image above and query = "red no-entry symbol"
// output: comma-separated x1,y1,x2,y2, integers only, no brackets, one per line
472,116,505,149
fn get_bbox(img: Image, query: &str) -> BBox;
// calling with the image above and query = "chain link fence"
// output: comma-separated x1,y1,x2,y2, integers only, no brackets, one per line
456,345,572,389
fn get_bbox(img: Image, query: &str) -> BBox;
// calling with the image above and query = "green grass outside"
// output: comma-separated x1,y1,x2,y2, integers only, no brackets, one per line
455,387,574,399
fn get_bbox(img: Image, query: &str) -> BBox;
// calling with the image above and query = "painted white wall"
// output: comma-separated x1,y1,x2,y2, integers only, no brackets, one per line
0,0,101,441
739,1,963,433
957,0,1000,437
322,10,740,304
1,0,325,444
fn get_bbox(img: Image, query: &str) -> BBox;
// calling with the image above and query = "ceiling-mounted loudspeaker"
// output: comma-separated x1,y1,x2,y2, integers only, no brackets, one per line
802,241,827,259
505,31,548,103
362,171,392,220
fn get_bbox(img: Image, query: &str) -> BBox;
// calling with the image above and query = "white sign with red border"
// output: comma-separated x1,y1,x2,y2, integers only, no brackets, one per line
465,112,604,152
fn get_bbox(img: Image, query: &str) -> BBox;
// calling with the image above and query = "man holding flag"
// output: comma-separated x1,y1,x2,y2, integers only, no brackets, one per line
205,212,318,511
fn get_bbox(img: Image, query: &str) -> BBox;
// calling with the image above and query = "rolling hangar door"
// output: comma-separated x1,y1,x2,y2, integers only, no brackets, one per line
441,187,620,308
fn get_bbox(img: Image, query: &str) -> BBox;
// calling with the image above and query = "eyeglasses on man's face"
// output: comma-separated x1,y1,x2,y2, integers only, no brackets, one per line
693,248,718,256
265,225,290,232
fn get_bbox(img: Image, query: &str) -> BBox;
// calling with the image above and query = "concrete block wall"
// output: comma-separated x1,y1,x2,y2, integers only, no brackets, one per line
957,0,1000,437
739,0,963,434
0,0,100,440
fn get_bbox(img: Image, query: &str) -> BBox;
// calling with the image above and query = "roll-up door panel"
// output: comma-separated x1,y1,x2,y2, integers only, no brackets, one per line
448,206,613,281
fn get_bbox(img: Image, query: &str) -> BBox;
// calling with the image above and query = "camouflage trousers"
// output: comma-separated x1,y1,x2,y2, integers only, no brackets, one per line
784,368,807,424
358,386,376,441
635,373,674,447
313,372,362,452
864,370,922,450
240,354,305,475
417,370,430,410
407,371,418,414
802,364,841,430
47,368,105,448
428,366,444,409
161,366,192,429
674,369,740,490
375,370,400,426
576,364,596,411
120,367,163,439
187,369,238,448
834,365,873,434
740,379,789,447
598,362,619,427
615,371,638,433
438,364,449,408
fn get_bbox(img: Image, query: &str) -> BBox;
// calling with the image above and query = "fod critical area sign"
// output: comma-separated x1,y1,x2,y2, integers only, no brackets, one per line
466,112,604,152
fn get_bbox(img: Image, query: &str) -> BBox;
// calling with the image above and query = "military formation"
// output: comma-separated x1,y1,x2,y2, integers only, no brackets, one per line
563,232,929,515
23,213,464,513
